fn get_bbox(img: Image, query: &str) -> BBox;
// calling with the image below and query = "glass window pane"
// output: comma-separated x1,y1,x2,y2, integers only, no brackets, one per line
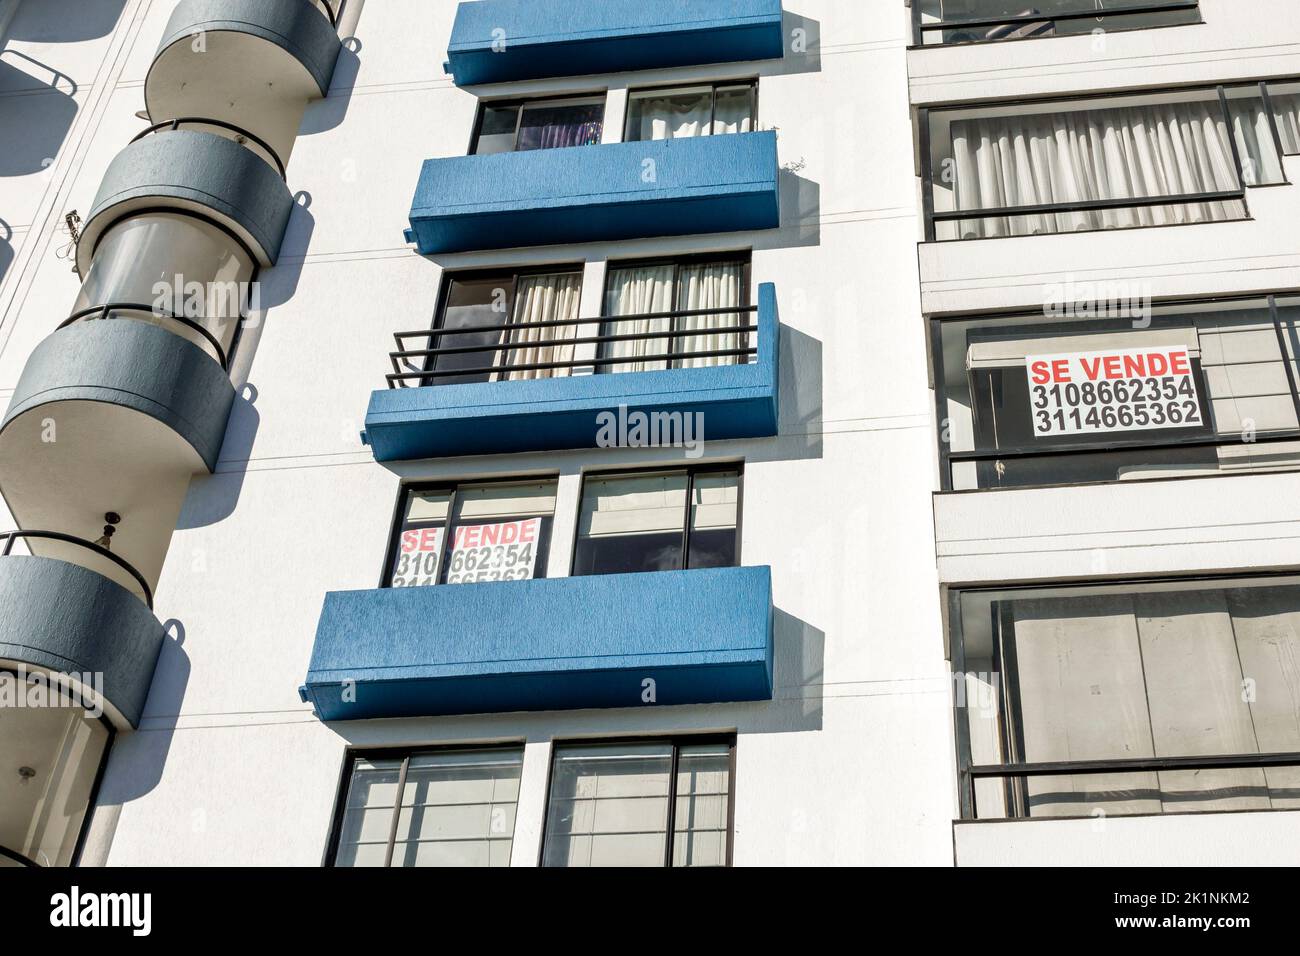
390,749,523,868
1267,81,1300,155
573,472,688,576
712,85,755,135
957,578,1300,820
626,87,713,142
516,101,604,151
390,490,451,588
444,481,557,585
424,276,514,385
1224,86,1286,185
543,744,672,867
672,744,731,867
333,757,402,868
918,1,1200,46
474,104,519,155
688,471,738,569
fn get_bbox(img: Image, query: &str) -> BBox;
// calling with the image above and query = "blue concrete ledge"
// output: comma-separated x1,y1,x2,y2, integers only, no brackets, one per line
445,0,784,86
405,130,780,254
300,566,774,721
363,283,779,461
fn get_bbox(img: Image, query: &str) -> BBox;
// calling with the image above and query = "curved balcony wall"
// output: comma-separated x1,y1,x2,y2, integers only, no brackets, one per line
146,0,342,163
78,129,294,271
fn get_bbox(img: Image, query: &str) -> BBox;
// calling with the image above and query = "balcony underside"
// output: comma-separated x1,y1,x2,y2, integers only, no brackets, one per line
301,566,774,721
445,0,784,85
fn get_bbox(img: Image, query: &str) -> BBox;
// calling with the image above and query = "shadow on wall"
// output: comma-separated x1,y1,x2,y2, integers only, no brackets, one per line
175,386,260,530
299,38,360,137
772,10,823,77
0,55,78,176
4,0,127,43
0,219,12,288
748,323,823,464
94,620,192,806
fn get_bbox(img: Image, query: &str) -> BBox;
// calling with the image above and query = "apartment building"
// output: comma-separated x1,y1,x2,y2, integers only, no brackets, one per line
0,0,1296,869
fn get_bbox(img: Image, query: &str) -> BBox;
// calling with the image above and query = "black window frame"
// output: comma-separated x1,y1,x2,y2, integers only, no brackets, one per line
920,78,1299,243
931,291,1300,492
948,570,1300,822
380,475,560,589
538,733,737,868
622,78,760,143
0,667,115,868
599,252,755,371
467,92,608,155
570,463,745,578
324,742,527,868
909,0,1202,48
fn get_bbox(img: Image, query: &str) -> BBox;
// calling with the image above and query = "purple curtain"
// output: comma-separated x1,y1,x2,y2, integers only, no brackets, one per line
516,105,604,151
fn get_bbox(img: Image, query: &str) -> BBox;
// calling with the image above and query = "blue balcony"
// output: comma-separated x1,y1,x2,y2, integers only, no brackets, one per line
299,566,774,721
403,131,780,255
444,0,784,86
363,283,779,462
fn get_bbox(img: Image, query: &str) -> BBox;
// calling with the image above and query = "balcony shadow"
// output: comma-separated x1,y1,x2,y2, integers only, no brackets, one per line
0,55,78,176
754,170,820,251
175,386,260,529
299,39,360,137
749,324,823,464
3,0,126,43
768,10,823,77
0,220,12,287
261,192,316,309
95,619,191,805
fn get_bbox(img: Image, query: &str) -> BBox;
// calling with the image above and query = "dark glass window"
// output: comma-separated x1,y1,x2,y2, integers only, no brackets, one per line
471,96,604,154
915,1,1200,46
572,467,740,577
386,479,557,587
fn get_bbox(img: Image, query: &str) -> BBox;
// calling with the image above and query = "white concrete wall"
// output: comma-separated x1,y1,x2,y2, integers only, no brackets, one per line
0,0,956,866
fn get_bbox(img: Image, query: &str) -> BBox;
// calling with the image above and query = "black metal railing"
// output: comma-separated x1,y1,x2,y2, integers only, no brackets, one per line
0,530,154,609
60,303,230,370
0,845,38,868
131,117,286,179
913,1,1199,46
965,751,1300,819
314,0,340,27
386,305,759,388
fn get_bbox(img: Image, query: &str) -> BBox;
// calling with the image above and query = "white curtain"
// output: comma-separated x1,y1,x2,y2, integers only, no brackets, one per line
602,262,745,372
1271,92,1300,155
950,100,1250,238
502,273,582,381
602,265,676,372
635,91,712,141
712,88,755,135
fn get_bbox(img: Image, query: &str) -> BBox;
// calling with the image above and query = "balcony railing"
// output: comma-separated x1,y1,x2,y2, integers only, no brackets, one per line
312,0,339,27
386,304,759,388
912,1,1200,46
131,117,286,179
0,530,153,608
60,302,230,370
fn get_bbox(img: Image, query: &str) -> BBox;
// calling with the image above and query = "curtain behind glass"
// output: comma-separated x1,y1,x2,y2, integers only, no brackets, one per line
950,99,1251,238
675,261,744,369
629,89,712,141
516,103,603,151
502,273,582,381
602,264,676,372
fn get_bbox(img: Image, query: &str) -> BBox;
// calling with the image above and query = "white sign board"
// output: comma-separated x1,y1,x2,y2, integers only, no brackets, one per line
445,517,542,585
1026,346,1203,437
392,527,444,587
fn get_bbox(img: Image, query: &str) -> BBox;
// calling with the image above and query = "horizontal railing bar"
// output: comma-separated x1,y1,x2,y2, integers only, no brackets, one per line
0,844,38,868
933,189,1245,222
0,530,154,609
970,751,1300,777
131,117,287,179
387,348,757,384
920,1,1198,33
59,302,230,370
393,304,757,340
948,428,1300,463
393,324,758,360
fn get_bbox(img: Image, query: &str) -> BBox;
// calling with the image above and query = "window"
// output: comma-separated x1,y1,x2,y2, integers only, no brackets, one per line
541,737,734,867
398,267,584,386
934,295,1300,489
624,81,757,142
573,467,740,577
601,254,753,372
924,81,1300,241
0,674,111,867
952,576,1300,820
913,1,1201,47
471,96,605,154
329,747,523,867
386,479,557,587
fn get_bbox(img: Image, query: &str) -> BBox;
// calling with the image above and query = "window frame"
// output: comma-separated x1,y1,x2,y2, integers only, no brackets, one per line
467,93,608,155
380,475,561,589
324,742,526,868
931,292,1300,492
920,78,1300,243
537,733,737,868
909,0,1203,49
622,78,760,143
0,668,115,868
948,570,1300,821
569,463,745,578
599,252,754,370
